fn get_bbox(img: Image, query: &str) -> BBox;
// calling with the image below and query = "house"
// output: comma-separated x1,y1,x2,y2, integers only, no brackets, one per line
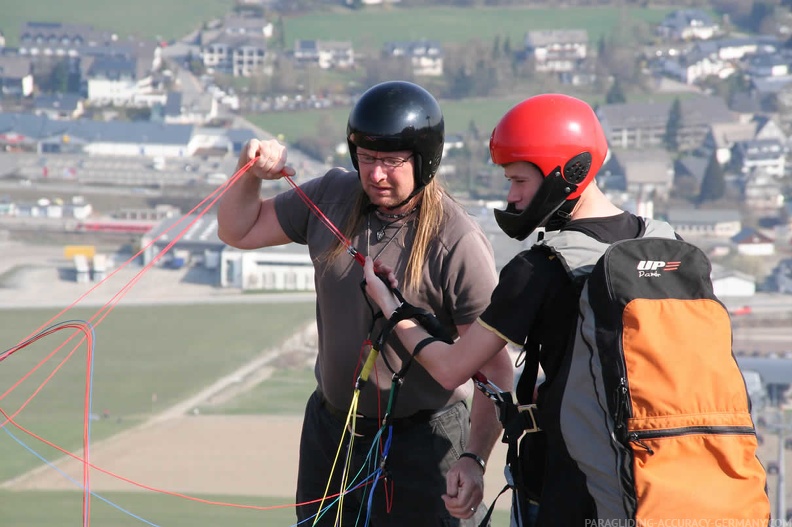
382,40,443,77
666,208,742,238
0,54,34,96
81,40,163,107
732,138,786,178
85,55,140,105
145,214,315,291
162,91,218,125
523,29,587,74
656,9,719,41
600,149,674,200
200,35,267,77
294,40,354,70
731,227,775,256
704,115,786,167
199,15,271,77
17,21,116,58
769,258,792,294
661,47,733,85
597,95,736,151
745,53,789,79
673,154,709,196
711,264,756,297
33,93,84,120
220,244,315,291
697,36,780,62
742,169,784,210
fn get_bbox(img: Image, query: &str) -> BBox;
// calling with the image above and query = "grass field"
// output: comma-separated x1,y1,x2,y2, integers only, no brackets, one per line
1,3,676,51
0,0,235,46
0,489,514,526
0,302,316,482
283,5,675,50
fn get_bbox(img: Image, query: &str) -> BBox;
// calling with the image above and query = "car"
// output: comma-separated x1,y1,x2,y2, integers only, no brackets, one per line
766,461,779,475
730,305,752,316
786,437,792,450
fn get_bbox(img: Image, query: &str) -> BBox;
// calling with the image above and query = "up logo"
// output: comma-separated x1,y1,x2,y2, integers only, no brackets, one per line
636,260,680,277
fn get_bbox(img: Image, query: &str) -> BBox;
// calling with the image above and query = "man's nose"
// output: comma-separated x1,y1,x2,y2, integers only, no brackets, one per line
367,164,388,181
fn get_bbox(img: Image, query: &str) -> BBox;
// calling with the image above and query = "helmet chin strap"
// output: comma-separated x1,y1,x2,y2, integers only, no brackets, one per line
544,198,577,232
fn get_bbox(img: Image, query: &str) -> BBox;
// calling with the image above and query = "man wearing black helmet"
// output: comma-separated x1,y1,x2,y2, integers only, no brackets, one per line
217,80,513,526
361,93,643,526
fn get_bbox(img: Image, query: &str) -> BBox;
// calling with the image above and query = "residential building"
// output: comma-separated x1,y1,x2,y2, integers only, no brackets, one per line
0,54,34,96
162,91,218,125
742,169,784,210
33,93,84,120
703,120,770,166
711,264,756,297
199,15,271,77
656,9,719,41
661,47,733,84
524,29,587,74
732,138,786,178
601,149,675,200
201,35,267,77
17,21,115,58
696,36,780,62
597,95,736,151
666,208,742,238
383,40,443,77
731,228,775,256
294,40,354,70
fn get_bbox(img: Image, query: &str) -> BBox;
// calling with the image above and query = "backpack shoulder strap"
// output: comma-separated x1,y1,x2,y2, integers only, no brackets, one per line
535,229,610,279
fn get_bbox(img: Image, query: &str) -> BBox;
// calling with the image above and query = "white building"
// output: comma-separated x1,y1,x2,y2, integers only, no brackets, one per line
220,248,315,291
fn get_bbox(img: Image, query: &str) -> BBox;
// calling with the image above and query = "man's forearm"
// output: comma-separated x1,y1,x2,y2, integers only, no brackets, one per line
465,347,514,463
217,170,265,246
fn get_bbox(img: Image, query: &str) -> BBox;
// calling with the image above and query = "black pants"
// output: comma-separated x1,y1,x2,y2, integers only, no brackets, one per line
295,389,488,527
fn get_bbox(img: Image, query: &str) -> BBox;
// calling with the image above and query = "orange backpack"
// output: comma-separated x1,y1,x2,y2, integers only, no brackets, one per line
520,220,771,524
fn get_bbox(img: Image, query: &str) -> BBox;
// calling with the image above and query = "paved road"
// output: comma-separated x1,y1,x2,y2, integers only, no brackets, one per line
0,240,316,309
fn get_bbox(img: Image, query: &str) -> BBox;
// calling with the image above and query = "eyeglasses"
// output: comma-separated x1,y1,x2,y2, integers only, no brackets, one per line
356,153,413,168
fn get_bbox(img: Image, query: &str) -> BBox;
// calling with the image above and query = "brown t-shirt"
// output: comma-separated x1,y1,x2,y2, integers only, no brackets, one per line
274,168,497,417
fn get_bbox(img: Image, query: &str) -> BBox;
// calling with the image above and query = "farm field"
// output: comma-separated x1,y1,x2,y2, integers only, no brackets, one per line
0,301,317,482
0,0,235,46
1,3,679,50
0,239,516,525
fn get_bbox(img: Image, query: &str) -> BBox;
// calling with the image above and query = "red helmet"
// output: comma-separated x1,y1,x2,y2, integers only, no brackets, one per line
489,94,608,239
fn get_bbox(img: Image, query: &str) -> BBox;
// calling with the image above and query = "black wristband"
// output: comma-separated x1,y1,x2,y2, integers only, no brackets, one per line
459,452,486,473
413,337,439,358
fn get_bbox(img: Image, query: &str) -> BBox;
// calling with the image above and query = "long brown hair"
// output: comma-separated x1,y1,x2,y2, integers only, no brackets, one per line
324,179,445,293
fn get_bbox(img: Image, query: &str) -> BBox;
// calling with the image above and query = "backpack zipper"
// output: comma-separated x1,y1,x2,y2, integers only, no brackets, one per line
628,425,757,455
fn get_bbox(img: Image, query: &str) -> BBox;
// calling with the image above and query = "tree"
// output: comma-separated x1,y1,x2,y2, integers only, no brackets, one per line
664,98,682,152
698,154,726,204
606,78,626,104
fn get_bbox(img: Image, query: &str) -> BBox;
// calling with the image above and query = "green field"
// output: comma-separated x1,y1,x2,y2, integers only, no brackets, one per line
0,302,316,482
0,489,513,526
0,0,235,46
1,3,675,51
283,5,674,50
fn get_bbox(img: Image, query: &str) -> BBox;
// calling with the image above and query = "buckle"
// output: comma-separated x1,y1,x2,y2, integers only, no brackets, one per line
517,404,541,433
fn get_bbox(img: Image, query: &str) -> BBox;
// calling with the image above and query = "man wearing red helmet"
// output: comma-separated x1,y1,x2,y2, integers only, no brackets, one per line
362,93,650,525
218,81,513,526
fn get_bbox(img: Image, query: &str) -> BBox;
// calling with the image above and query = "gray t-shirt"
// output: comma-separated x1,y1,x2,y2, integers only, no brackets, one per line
275,168,497,417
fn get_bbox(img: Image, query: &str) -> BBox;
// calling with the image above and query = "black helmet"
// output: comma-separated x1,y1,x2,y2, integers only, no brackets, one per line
347,80,444,190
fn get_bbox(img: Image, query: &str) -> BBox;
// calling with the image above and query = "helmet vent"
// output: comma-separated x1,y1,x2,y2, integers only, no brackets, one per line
563,152,592,184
